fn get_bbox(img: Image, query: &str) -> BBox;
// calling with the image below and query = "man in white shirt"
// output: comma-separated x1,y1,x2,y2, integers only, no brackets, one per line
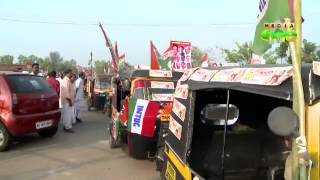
74,72,87,123
30,63,43,76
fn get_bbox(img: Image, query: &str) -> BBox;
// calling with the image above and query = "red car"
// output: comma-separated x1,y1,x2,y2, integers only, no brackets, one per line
0,71,61,151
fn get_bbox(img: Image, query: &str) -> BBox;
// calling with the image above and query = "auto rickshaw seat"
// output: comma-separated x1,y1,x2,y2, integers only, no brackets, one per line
201,130,288,179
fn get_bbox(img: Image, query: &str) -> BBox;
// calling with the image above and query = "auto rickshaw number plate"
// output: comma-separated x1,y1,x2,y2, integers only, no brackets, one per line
161,114,171,121
165,161,176,180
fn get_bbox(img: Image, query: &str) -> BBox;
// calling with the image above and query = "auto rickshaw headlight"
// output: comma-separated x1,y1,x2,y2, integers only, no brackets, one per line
193,176,200,180
267,106,299,137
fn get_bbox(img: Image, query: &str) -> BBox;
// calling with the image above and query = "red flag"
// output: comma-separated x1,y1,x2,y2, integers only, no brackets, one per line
99,23,118,73
119,54,126,62
150,41,160,70
115,41,119,62
201,53,209,62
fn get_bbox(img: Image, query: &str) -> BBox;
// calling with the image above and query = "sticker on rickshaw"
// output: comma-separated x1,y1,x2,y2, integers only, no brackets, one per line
172,99,186,122
152,94,174,101
240,67,293,86
165,161,176,180
178,68,199,82
151,81,175,89
189,69,218,82
149,70,173,78
174,84,189,99
169,116,182,140
161,114,171,121
313,61,320,76
211,68,246,82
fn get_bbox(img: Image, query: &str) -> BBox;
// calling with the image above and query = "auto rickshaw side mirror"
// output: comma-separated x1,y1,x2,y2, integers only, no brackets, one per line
200,104,239,126
267,106,299,137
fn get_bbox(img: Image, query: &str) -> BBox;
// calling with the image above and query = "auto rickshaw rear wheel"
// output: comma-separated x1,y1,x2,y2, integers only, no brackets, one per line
127,132,157,159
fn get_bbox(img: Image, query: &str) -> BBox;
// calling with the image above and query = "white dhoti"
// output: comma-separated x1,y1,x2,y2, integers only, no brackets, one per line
75,98,87,118
62,103,73,129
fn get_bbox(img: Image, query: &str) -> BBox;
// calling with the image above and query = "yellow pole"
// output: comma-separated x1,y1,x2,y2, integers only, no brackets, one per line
295,0,302,66
292,0,307,179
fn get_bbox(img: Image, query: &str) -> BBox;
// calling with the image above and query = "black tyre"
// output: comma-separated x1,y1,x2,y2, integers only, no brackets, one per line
127,132,157,159
38,127,58,138
0,123,12,152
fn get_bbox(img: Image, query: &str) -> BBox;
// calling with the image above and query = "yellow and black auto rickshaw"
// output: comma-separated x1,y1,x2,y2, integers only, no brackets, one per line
87,74,113,111
161,65,320,180
108,69,183,165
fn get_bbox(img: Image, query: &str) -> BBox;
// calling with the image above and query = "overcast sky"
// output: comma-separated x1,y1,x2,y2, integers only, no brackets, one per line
0,0,319,66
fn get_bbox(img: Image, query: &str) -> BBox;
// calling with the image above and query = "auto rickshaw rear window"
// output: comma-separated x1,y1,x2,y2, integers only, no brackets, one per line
189,89,292,179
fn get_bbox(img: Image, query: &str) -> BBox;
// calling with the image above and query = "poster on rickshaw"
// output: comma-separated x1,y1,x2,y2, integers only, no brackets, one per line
313,61,320,76
211,68,246,82
169,116,182,140
241,67,293,86
172,99,186,122
151,81,175,89
149,70,172,78
189,68,218,82
174,84,189,99
171,41,192,71
178,68,199,82
151,94,174,101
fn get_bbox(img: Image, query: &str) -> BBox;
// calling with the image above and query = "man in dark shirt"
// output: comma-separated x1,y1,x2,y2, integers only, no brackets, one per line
47,70,60,96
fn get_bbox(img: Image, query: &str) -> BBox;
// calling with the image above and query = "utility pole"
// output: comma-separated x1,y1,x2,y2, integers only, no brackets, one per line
90,51,93,77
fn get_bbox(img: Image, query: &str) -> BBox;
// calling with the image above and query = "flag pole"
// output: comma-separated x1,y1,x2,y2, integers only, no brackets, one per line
290,0,307,179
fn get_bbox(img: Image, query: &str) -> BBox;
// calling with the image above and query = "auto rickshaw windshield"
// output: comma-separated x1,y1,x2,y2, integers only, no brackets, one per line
96,78,111,89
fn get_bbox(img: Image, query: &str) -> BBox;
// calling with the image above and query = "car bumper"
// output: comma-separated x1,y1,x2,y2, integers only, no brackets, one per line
3,109,61,136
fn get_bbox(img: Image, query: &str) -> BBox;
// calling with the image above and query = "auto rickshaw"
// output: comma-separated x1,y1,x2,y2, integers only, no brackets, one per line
87,74,113,111
161,65,320,180
108,69,183,163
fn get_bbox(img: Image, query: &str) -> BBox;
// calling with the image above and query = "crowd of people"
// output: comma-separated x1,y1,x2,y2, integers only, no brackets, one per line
31,63,87,133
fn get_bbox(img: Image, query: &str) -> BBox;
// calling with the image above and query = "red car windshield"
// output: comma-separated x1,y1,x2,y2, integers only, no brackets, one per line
6,75,54,94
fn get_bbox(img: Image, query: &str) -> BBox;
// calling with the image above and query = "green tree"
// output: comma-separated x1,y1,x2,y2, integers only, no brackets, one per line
94,60,106,74
47,51,64,71
316,49,320,61
223,42,253,64
191,46,205,67
263,50,278,64
302,39,318,63
0,55,14,64
276,42,289,64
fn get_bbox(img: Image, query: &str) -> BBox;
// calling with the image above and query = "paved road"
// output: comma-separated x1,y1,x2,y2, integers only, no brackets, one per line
0,111,160,180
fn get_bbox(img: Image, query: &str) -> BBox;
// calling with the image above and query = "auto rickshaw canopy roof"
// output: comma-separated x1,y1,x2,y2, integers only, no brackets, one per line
131,69,183,81
180,64,320,104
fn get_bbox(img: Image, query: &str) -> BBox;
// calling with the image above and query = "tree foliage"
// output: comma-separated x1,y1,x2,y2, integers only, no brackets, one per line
276,42,289,64
0,55,14,64
223,42,253,64
191,46,205,67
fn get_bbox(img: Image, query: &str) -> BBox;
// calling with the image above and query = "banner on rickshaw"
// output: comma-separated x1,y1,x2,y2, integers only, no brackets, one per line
169,116,183,140
178,68,199,82
313,61,320,76
189,69,218,82
128,98,160,137
151,94,174,102
174,84,189,99
172,99,186,122
151,81,175,89
241,67,293,86
211,68,246,82
170,41,192,71
149,70,173,78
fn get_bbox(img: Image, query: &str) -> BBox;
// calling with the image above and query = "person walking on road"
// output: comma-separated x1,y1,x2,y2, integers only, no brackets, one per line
47,70,60,96
74,72,86,123
60,69,75,133
70,73,77,124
